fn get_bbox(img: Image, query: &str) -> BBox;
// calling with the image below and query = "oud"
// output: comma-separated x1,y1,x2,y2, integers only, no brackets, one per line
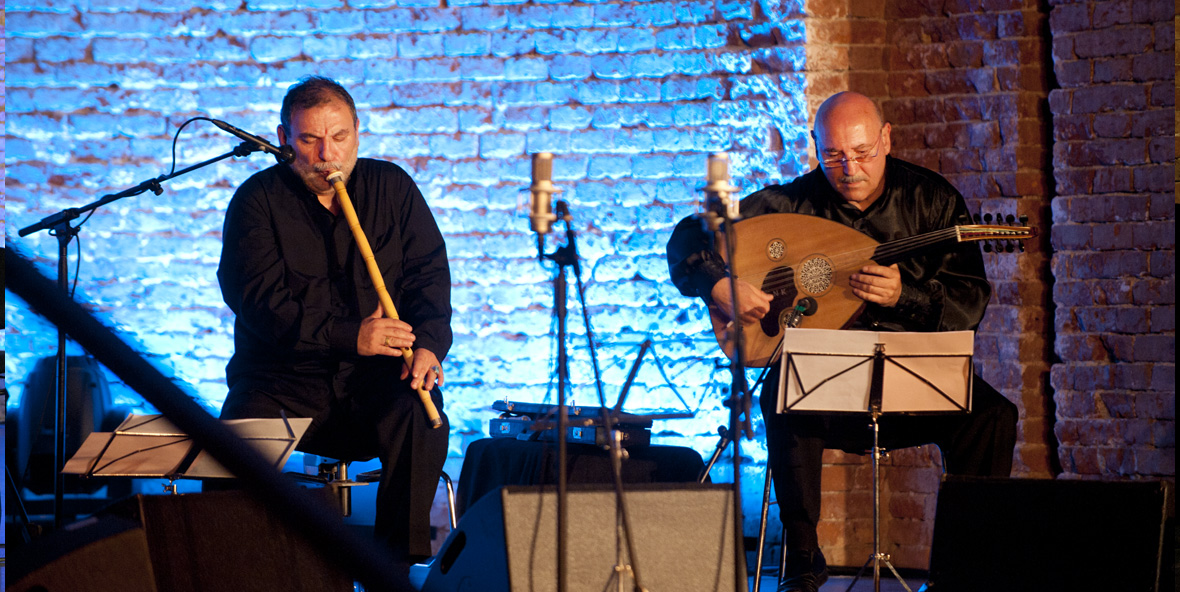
709,213,1037,367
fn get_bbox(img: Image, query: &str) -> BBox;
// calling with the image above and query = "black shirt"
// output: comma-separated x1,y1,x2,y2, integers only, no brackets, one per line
666,156,990,333
219,158,452,387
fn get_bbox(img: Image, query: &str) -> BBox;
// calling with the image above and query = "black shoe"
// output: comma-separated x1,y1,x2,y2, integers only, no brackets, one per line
777,549,829,592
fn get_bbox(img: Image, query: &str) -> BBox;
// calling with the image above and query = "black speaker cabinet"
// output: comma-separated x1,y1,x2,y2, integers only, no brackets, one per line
9,516,159,592
106,490,353,592
423,483,748,592
928,476,1169,592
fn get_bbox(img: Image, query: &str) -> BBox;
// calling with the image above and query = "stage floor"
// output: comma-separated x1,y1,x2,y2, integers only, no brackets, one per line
755,573,927,592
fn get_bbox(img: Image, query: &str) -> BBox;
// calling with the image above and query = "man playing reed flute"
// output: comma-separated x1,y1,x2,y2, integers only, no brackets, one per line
218,76,451,567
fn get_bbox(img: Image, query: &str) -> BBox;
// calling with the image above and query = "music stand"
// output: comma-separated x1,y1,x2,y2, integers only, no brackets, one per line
63,414,311,491
776,329,973,592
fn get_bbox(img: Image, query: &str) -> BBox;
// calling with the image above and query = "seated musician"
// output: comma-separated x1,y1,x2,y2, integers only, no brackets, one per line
217,76,452,566
666,91,1018,592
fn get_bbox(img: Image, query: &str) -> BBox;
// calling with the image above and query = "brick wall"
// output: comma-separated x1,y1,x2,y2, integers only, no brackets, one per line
1048,0,1175,480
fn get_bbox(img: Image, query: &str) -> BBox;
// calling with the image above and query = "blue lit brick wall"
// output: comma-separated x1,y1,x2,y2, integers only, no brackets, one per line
4,1,808,520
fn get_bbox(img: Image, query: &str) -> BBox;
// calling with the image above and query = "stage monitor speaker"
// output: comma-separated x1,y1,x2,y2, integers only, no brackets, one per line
105,490,353,592
927,476,1169,592
422,483,747,592
9,515,159,592
13,354,131,495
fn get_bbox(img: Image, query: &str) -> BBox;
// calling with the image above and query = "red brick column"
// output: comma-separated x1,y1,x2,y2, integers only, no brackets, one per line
803,0,1056,569
1047,1,1175,481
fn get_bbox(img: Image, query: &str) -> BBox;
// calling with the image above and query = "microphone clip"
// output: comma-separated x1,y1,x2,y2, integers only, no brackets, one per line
782,297,818,329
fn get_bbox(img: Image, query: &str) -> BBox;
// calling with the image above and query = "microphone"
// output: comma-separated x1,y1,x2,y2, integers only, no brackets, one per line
700,152,740,231
783,297,818,329
211,119,295,164
529,152,560,234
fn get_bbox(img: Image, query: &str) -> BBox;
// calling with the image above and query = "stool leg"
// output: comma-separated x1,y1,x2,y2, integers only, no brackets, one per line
779,522,788,581
335,461,352,518
440,471,457,530
753,467,773,592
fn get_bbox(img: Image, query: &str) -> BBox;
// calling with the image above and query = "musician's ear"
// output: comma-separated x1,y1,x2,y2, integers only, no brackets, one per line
277,124,289,147
880,122,892,156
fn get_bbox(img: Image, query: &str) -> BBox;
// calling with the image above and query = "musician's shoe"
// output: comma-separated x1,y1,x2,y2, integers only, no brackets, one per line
776,549,828,592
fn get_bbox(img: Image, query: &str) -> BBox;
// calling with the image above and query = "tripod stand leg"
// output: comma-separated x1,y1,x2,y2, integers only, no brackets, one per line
845,554,873,591
845,553,914,592
753,467,773,592
882,557,914,592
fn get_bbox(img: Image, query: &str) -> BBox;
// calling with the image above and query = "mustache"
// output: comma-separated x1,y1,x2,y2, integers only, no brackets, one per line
839,174,869,184
313,163,346,173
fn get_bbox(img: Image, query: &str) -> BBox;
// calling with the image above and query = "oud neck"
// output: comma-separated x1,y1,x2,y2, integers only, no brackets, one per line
871,227,962,265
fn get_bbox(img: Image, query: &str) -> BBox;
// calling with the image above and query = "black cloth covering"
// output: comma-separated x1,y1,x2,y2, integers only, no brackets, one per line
456,438,706,516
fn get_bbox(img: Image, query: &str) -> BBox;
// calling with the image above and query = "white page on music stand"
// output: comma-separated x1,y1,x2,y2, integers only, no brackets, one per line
185,417,313,478
779,329,974,414
63,414,312,479
112,413,187,436
878,331,973,413
62,431,194,476
779,329,877,413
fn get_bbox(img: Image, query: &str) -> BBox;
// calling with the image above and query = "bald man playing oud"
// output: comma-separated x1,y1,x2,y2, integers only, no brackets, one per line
666,92,1017,592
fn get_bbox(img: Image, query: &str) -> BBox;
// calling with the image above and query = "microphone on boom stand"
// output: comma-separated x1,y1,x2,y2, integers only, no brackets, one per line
209,119,295,164
527,152,572,592
697,152,751,592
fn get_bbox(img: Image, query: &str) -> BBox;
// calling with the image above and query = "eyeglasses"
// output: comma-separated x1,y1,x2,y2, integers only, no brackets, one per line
818,129,884,168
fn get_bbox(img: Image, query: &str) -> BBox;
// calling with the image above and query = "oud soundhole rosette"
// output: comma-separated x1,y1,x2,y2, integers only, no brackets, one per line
766,239,785,261
798,256,834,295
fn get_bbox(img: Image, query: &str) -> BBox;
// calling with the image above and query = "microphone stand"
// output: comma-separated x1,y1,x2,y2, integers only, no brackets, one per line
540,201,647,592
540,200,575,592
601,338,650,592
699,160,751,592
16,140,272,528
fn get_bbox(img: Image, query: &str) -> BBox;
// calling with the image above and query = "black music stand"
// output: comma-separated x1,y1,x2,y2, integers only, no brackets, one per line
62,414,311,490
777,329,974,592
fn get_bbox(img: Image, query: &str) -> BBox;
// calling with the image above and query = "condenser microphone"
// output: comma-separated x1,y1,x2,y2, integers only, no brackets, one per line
700,152,740,230
529,152,560,234
211,118,295,164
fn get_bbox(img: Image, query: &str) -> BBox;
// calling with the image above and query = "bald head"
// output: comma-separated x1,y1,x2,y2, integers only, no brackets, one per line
813,92,884,139
810,92,892,210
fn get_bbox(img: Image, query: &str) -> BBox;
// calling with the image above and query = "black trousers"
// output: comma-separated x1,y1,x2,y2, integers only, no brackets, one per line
759,372,1018,553
220,363,449,561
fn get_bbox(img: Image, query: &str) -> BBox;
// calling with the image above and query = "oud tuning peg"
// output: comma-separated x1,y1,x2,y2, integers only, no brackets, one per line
1005,214,1016,225
983,213,993,223
983,242,993,253
1019,215,1028,225
1018,241,1026,252
973,213,981,223
1005,241,1016,253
